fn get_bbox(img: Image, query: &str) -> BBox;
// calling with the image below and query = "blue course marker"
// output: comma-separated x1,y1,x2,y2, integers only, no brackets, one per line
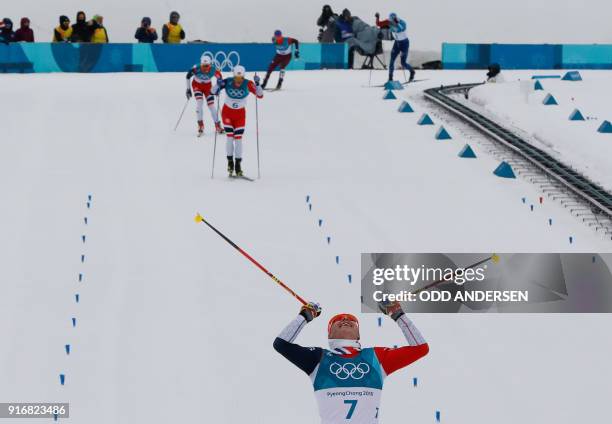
549,218,553,226
87,202,91,209
377,317,382,327
309,204,312,211
65,344,71,355
436,410,441,422
72,318,77,327
88,194,92,201
78,273,83,282
81,255,85,263
59,374,65,385
530,205,534,211
318,219,323,227
306,195,310,203
348,274,352,283
75,293,80,303
335,256,340,264
327,236,331,244
82,235,86,243
84,217,88,225
569,236,573,244
413,377,418,387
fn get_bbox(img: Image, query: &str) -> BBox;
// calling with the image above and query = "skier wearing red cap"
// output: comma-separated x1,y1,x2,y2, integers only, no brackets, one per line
273,301,429,423
261,30,300,90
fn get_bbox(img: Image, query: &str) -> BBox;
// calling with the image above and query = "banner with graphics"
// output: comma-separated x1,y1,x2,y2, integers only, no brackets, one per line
0,42,347,73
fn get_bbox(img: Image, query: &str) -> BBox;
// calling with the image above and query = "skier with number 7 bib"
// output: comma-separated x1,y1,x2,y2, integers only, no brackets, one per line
273,301,429,423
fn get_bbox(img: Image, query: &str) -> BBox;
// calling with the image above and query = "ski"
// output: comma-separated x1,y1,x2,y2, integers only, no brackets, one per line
402,78,429,85
263,87,281,92
230,174,255,182
366,78,429,88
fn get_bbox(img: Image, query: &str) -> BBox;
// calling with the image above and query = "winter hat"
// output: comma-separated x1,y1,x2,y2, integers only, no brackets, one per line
141,17,151,26
59,15,69,24
20,17,30,26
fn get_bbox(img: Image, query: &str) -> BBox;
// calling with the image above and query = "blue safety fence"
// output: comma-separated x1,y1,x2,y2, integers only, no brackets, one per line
442,43,612,70
0,42,347,73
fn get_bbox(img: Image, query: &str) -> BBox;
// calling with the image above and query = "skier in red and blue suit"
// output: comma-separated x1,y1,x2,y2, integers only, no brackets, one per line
261,30,300,90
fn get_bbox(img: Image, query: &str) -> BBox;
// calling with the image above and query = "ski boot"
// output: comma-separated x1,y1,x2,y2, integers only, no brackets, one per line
215,121,225,134
227,156,234,177
197,120,204,136
276,70,285,90
235,158,243,177
261,77,269,89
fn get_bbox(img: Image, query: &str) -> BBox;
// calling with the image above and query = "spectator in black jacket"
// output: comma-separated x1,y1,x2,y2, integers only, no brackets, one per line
134,17,158,43
0,18,16,43
71,11,90,42
15,17,35,42
317,5,337,43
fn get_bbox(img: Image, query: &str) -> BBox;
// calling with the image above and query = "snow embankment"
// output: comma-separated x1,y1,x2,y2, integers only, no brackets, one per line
465,75,612,191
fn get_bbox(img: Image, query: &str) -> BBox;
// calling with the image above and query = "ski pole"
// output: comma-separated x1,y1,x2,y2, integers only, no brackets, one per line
255,85,261,179
194,213,307,305
410,254,500,295
211,95,220,178
174,98,190,131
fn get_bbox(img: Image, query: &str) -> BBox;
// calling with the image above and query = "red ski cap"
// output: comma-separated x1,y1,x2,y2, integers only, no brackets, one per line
328,313,359,335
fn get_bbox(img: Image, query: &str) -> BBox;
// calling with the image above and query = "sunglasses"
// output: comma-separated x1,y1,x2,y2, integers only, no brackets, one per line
328,314,359,333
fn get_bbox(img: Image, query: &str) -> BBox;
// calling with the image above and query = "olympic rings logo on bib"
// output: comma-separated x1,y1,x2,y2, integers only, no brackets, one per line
329,362,370,380
201,51,241,72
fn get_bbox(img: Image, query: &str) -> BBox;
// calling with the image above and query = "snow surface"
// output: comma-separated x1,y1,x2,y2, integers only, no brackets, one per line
1,69,612,424
465,72,612,191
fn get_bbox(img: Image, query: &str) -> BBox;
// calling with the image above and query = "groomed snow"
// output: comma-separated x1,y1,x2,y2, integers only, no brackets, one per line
1,69,611,424
465,72,612,191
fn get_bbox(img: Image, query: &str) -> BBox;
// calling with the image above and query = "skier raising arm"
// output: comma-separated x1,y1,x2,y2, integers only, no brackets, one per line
261,30,299,90
185,54,224,136
212,66,263,177
273,301,429,423
377,12,415,83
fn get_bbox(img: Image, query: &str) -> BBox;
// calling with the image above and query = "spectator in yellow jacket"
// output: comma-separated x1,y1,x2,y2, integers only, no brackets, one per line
53,15,72,42
89,15,108,43
162,11,185,43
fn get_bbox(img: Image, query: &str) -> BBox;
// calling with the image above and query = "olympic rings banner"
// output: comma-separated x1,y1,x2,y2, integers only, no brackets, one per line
0,42,348,73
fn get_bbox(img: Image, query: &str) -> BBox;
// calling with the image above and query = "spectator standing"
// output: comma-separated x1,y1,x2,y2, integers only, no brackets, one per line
53,16,72,42
71,11,91,42
89,15,108,43
162,11,185,43
316,5,337,43
1,18,16,43
15,18,34,42
135,17,158,43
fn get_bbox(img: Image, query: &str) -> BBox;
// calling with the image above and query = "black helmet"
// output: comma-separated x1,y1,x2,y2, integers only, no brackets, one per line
59,15,70,24
170,11,180,21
